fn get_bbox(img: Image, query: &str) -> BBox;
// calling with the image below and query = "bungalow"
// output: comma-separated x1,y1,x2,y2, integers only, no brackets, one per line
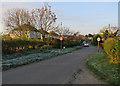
2,34,11,40
9,24,49,40
49,31,59,39
38,29,50,40
9,24,41,39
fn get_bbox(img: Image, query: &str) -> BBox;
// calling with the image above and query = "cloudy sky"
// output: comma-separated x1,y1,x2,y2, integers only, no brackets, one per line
0,2,118,35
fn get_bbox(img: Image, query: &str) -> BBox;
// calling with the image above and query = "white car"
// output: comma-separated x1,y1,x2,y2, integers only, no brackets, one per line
83,43,89,47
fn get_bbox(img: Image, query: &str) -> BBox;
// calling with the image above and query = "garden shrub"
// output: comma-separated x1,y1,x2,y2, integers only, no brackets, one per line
63,39,80,48
63,39,72,48
51,39,60,48
71,41,80,47
2,39,44,55
40,45,53,51
100,43,104,49
103,38,120,64
45,38,51,45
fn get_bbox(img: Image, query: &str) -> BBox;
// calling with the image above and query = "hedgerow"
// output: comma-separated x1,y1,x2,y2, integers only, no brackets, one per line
103,38,120,64
2,39,44,55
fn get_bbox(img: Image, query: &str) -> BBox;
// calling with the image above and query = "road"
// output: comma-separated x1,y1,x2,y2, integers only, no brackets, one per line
2,45,105,84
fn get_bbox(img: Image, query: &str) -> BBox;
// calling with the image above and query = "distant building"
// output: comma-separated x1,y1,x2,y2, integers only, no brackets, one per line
88,37,93,40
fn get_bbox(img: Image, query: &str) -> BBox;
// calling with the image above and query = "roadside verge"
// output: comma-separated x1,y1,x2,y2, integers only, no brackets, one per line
2,46,82,71
86,50,120,85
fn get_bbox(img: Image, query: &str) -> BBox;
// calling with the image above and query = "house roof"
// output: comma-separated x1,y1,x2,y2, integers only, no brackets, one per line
49,31,59,36
10,24,50,35
2,34,10,38
38,29,49,34
11,24,39,32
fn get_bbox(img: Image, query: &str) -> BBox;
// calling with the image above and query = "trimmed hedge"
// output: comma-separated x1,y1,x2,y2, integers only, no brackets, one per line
51,39,61,48
2,39,44,55
40,45,53,51
103,38,120,64
63,39,81,48
63,39,72,48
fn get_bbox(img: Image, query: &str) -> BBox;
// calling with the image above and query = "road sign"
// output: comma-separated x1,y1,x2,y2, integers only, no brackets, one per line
97,37,101,42
59,36,63,41
59,36,63,49
97,37,101,52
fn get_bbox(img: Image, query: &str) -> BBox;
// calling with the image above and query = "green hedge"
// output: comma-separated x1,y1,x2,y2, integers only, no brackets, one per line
63,39,72,48
51,39,61,48
63,39,81,48
2,39,44,55
103,38,120,64
40,45,53,51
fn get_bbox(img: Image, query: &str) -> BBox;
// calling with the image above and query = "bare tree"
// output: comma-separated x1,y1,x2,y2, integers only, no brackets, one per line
3,8,32,39
4,8,30,29
54,22,73,36
99,24,119,38
30,3,57,31
73,31,79,36
4,3,57,32
3,3,57,40
62,27,72,35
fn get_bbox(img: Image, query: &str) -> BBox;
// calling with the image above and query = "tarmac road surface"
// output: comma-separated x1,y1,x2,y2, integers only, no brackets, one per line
3,45,105,84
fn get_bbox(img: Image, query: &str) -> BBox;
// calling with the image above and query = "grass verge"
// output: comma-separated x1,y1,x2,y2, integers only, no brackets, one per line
2,46,82,71
86,50,120,85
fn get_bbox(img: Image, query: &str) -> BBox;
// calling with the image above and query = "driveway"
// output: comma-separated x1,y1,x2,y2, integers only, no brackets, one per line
2,45,105,84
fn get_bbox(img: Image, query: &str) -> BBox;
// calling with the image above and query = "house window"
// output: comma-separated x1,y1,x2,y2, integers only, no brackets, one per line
30,31,34,38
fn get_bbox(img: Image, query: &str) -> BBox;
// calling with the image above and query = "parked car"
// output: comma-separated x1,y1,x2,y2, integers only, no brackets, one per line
83,43,89,47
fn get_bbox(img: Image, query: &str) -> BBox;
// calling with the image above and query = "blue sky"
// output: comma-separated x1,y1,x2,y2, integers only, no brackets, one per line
0,2,118,35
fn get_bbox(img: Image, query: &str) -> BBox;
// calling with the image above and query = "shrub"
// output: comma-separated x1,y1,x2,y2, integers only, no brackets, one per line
2,39,44,55
100,43,104,49
45,38,51,45
71,41,80,47
40,45,53,51
51,39,60,48
63,39,80,48
103,38,120,64
63,39,72,48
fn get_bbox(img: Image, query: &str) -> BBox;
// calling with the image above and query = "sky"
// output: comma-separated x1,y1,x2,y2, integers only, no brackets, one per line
0,2,118,35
